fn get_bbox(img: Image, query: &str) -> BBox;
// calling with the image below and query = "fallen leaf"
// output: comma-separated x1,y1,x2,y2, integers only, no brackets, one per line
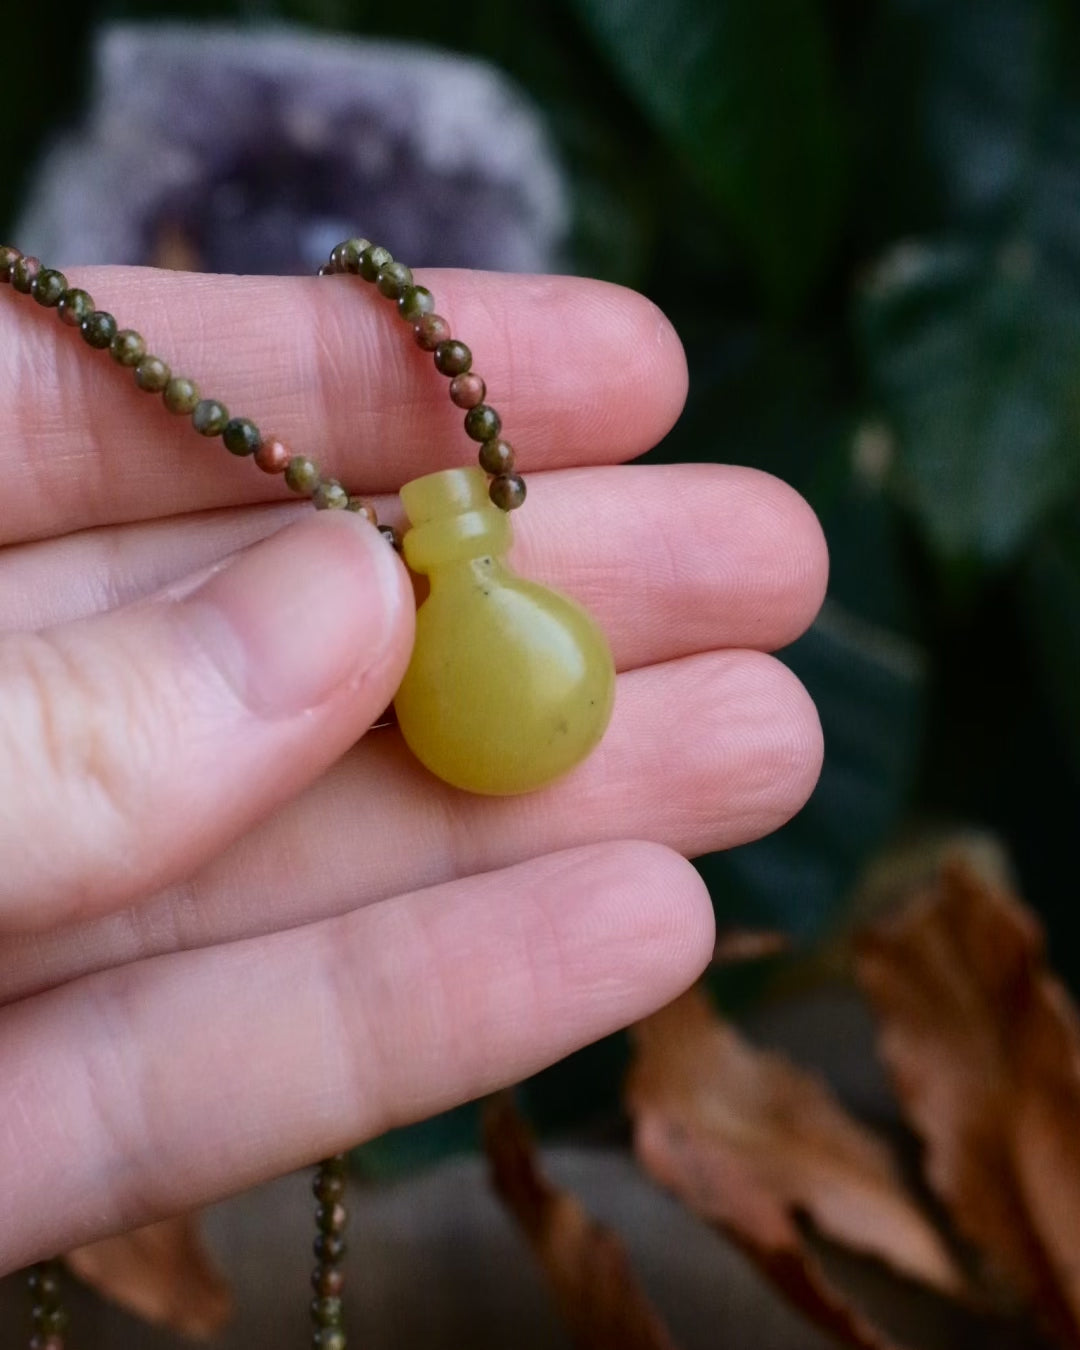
483,1093,682,1350
66,1213,231,1339
712,929,790,965
626,988,966,1350
855,856,1080,1347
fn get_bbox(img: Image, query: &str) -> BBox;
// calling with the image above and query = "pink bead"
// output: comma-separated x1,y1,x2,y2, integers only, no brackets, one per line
254,436,291,473
449,372,486,409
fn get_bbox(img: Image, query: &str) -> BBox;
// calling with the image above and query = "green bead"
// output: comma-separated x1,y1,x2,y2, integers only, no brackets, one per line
110,328,147,366
81,310,118,348
163,376,200,414
222,417,261,456
313,1232,347,1264
31,1303,68,1334
0,244,21,280
192,399,229,436
11,255,41,292
376,260,412,299
359,244,392,281
58,288,94,326
285,456,321,494
489,472,527,511
313,1170,347,1202
311,1295,344,1327
398,285,435,322
464,404,501,442
478,438,515,476
313,1329,347,1350
434,340,472,377
134,356,171,392
31,268,67,307
313,479,349,509
340,237,371,272
316,1200,348,1231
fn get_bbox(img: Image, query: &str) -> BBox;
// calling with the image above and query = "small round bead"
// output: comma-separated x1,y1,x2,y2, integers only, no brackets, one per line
32,1304,69,1333
313,479,349,510
359,244,393,281
311,1295,344,1327
312,1265,345,1298
314,1171,348,1204
110,328,147,366
31,268,67,307
29,1335,65,1350
329,242,350,273
464,404,501,442
0,244,21,280
376,260,413,299
314,1232,347,1264
57,288,94,326
434,340,472,377
163,376,200,414
27,1267,62,1301
414,313,451,351
134,356,171,392
379,524,402,551
192,398,230,436
316,1201,348,1232
11,255,41,292
490,473,527,511
285,456,321,494
254,436,291,473
478,438,515,476
222,417,261,456
317,264,333,276
314,1329,347,1350
80,310,117,349
345,496,378,523
340,237,371,273
398,285,435,322
449,372,485,409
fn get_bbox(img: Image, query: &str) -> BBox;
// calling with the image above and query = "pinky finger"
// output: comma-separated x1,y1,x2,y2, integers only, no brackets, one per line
0,840,714,1272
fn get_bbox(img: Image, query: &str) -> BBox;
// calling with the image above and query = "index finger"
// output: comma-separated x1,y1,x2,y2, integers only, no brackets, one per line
0,266,688,545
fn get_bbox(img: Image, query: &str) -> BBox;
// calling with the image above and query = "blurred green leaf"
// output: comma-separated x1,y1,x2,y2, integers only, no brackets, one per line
698,599,926,939
568,0,845,310
1022,499,1080,779
859,241,1080,566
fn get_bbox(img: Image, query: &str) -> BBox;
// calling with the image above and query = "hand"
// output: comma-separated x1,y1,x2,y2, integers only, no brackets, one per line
0,266,826,1271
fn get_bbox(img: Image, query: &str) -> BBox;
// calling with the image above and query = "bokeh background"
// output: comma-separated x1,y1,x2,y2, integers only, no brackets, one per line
3,1,1080,1342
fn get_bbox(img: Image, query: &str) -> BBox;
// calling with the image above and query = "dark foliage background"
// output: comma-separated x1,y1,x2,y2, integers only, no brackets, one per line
5,0,1080,1169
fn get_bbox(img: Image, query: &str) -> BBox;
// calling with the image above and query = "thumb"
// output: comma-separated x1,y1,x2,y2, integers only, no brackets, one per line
0,511,413,932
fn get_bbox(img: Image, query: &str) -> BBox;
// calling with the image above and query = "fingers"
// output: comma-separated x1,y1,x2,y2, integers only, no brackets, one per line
1,650,823,1002
0,512,413,932
0,841,714,1271
0,463,830,664
0,268,688,543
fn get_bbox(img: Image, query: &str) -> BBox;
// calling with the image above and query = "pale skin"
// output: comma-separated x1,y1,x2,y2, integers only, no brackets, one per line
0,266,827,1274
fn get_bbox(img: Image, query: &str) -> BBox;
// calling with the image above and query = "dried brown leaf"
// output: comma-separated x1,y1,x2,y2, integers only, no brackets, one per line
712,929,790,965
855,857,1080,1347
484,1093,682,1350
67,1213,231,1339
626,988,966,1350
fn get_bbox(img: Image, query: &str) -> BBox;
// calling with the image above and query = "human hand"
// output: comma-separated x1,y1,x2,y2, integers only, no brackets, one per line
0,266,826,1271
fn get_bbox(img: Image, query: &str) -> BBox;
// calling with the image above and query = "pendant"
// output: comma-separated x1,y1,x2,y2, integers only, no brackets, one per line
393,468,616,795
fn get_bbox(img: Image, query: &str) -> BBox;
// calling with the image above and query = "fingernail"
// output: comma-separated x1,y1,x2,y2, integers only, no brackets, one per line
176,513,402,717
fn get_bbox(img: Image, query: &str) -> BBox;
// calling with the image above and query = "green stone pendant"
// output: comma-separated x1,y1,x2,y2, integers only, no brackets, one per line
393,468,616,795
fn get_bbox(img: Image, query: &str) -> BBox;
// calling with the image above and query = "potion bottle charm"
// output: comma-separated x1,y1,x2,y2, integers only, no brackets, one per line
393,467,616,795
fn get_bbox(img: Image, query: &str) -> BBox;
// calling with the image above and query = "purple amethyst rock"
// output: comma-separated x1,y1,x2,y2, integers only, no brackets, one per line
15,24,568,275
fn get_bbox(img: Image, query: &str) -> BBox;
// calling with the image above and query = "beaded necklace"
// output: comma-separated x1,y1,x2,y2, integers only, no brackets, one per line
2,235,617,1346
